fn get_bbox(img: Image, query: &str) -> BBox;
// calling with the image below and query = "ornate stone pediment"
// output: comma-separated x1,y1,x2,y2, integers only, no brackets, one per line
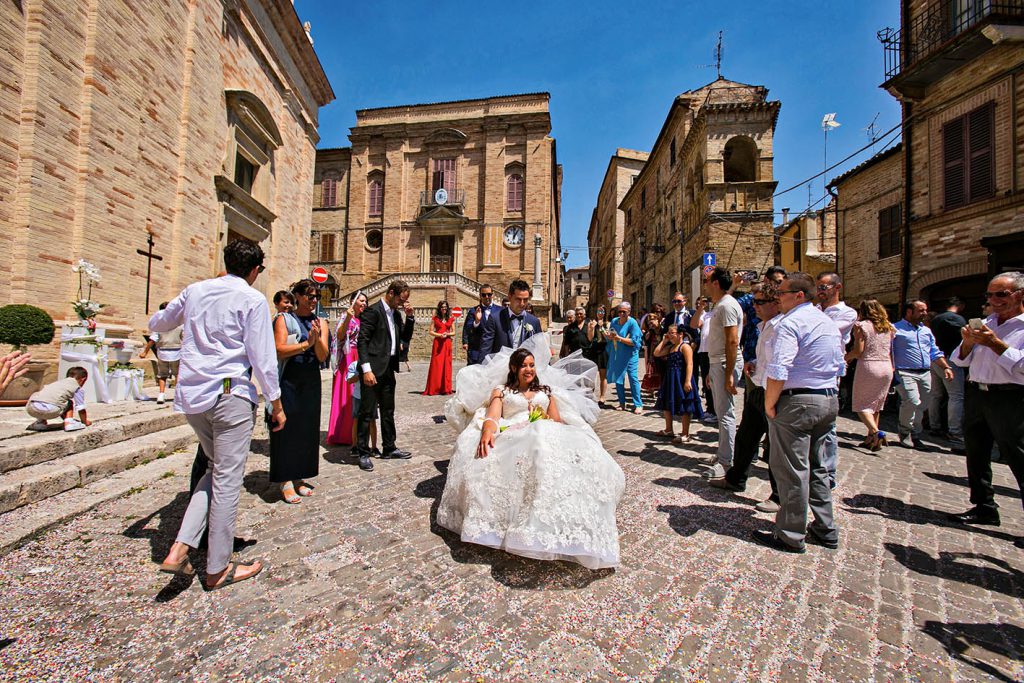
417,204,468,227
423,127,468,146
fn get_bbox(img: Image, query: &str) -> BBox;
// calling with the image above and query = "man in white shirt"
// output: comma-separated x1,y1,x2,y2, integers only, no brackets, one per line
947,272,1024,548
155,239,285,590
702,266,744,479
816,272,859,489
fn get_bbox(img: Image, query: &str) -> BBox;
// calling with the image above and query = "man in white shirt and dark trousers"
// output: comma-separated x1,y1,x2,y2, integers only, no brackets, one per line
756,272,845,553
947,272,1024,548
701,267,744,479
155,239,285,590
816,272,858,489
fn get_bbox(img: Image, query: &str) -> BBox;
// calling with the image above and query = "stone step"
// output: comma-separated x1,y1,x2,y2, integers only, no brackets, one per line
0,409,187,474
0,424,196,514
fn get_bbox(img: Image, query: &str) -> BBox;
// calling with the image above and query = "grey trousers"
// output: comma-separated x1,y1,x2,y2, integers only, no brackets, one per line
768,393,839,548
929,362,964,440
708,360,741,468
896,369,931,439
176,394,256,574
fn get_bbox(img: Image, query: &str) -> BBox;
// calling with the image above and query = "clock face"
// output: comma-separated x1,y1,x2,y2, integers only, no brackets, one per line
503,225,524,247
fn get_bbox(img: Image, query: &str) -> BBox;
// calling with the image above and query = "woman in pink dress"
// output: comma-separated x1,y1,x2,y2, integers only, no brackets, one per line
847,299,895,451
326,292,367,445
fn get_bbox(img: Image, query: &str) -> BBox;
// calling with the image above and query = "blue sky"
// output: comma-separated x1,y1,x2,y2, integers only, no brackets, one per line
297,0,902,270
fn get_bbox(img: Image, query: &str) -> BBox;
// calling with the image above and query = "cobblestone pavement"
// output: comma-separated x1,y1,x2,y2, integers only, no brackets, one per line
0,362,1021,681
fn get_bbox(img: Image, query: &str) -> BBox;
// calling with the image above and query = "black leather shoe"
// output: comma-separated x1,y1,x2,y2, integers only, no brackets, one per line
381,448,412,460
708,478,743,492
751,529,805,553
358,455,374,471
947,508,1000,526
371,447,383,457
911,438,932,452
806,530,839,549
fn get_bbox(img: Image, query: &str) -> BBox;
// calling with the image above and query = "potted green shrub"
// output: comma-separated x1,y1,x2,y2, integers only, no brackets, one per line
0,304,55,405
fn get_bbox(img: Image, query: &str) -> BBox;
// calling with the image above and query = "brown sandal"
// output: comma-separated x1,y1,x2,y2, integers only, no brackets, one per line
158,557,194,576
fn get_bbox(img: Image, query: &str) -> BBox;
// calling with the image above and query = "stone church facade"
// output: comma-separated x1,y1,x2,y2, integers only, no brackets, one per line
310,93,563,325
619,78,779,309
0,0,333,356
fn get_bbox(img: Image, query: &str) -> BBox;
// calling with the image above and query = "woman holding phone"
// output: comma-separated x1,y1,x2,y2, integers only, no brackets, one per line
327,291,368,446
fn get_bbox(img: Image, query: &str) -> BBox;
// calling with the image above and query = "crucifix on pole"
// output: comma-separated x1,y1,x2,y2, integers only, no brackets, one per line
136,232,163,314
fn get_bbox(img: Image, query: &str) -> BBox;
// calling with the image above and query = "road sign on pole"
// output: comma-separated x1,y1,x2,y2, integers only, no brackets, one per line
451,307,463,318
311,266,329,284
702,252,716,267
703,265,715,278
606,289,615,298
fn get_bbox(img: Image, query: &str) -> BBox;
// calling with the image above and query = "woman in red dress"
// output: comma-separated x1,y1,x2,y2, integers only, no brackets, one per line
424,300,455,396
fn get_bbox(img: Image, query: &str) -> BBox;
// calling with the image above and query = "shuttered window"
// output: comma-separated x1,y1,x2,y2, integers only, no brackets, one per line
943,102,995,210
322,175,338,208
320,233,336,262
432,158,456,193
878,203,902,259
506,174,523,211
368,179,383,217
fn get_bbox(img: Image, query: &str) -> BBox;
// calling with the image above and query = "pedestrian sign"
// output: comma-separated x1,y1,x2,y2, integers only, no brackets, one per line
702,252,716,267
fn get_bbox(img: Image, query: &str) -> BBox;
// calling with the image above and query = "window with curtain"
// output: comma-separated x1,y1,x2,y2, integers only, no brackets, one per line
507,174,524,212
368,178,383,217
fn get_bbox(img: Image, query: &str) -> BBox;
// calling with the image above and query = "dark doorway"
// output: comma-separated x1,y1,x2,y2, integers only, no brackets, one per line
429,235,455,272
923,274,988,318
983,231,1024,277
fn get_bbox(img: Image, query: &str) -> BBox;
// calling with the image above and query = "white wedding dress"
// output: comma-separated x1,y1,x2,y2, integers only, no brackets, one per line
437,336,625,569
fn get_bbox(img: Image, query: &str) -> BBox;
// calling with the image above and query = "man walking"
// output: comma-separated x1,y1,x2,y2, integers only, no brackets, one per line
356,280,416,472
947,272,1024,548
816,272,858,488
709,283,782,512
893,300,954,450
701,267,743,479
928,297,967,453
462,284,501,365
156,239,285,590
756,272,845,553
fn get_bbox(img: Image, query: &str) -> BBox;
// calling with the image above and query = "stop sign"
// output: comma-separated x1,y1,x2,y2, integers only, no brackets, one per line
310,266,329,284
451,307,463,318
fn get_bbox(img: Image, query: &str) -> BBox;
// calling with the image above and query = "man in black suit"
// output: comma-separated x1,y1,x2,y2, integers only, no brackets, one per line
662,292,696,338
461,284,503,365
480,279,542,353
356,280,415,471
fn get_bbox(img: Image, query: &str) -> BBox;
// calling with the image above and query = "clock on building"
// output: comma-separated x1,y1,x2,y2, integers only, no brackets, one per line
503,224,525,247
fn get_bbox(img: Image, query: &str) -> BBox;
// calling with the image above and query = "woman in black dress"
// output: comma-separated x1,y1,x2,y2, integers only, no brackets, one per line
584,305,610,405
270,279,329,503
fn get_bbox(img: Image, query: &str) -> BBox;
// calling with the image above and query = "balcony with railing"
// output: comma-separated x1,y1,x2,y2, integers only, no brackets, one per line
880,1,1024,95
419,188,466,211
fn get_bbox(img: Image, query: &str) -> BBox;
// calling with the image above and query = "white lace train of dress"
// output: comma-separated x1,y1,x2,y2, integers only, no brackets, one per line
437,338,625,569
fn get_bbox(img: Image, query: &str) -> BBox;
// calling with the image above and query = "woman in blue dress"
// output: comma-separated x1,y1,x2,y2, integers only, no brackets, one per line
653,324,703,443
606,302,643,414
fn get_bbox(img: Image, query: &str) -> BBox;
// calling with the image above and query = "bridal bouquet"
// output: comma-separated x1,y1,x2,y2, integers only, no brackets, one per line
499,405,549,433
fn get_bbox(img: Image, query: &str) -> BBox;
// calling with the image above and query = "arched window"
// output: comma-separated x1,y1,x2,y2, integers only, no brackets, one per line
322,173,338,208
368,178,383,217
507,174,524,212
723,137,758,182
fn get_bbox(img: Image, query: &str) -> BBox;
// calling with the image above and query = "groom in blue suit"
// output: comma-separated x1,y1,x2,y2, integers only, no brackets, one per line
480,279,542,355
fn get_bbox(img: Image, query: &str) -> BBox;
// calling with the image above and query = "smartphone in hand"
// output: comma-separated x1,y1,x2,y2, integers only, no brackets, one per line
969,318,983,330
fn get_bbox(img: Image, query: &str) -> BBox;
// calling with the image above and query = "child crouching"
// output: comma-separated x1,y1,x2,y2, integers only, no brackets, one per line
26,366,91,432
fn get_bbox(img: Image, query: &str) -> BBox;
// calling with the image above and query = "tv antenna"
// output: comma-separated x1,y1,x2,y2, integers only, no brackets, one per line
863,113,881,152
699,31,725,78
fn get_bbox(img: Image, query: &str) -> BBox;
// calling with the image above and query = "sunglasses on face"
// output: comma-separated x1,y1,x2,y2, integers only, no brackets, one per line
985,288,1021,299
753,298,775,305
816,284,835,291
672,300,685,304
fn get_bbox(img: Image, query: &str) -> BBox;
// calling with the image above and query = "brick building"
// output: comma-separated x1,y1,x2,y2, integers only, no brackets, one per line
776,202,837,280
877,1,1024,314
309,93,563,334
0,0,333,362
619,78,779,310
562,266,591,313
588,149,649,312
829,143,904,312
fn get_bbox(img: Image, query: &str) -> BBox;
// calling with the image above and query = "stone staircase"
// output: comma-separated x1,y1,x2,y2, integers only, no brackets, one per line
0,405,196,516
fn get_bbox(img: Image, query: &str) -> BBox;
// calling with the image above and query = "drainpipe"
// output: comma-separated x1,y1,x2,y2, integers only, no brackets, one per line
899,99,913,306
826,184,839,282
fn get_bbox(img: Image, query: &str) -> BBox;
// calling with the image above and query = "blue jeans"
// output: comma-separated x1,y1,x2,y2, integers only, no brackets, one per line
615,357,643,408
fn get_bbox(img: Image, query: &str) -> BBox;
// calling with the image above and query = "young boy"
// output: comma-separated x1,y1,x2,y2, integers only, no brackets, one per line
26,366,91,432
139,301,182,405
346,359,378,453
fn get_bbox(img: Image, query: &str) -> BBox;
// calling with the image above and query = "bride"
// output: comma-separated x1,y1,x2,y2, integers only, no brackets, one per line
438,335,625,569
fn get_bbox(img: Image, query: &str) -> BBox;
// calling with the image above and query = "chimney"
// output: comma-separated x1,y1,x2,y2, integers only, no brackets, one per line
781,207,790,226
